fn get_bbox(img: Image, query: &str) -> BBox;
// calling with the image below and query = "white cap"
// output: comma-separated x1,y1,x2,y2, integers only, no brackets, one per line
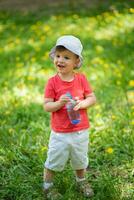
49,35,83,68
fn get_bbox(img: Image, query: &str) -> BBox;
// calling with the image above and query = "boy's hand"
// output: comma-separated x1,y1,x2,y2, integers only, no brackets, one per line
58,95,69,106
73,97,82,111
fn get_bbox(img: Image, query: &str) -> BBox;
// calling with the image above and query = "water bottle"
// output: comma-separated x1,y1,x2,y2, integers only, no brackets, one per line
66,92,81,125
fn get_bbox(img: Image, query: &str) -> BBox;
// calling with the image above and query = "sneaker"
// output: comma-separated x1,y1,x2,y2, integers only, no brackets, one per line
44,186,63,200
77,180,94,198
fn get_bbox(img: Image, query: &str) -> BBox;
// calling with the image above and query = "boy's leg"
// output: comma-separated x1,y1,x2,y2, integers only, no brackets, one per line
70,129,94,197
76,169,85,179
75,168,94,198
43,168,54,191
44,168,54,183
43,168,62,199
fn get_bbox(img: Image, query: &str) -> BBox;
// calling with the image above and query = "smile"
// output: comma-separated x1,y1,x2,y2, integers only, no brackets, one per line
57,64,65,68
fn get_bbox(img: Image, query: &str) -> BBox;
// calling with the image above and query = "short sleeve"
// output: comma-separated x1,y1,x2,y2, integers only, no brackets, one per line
81,74,93,96
44,78,55,99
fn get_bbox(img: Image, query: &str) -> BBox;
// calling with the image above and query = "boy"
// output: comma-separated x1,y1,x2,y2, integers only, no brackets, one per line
43,35,96,199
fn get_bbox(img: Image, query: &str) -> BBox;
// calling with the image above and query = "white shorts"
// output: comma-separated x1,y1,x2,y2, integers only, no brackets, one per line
44,129,89,171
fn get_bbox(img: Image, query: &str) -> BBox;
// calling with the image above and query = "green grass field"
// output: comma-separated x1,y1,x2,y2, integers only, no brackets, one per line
0,1,134,199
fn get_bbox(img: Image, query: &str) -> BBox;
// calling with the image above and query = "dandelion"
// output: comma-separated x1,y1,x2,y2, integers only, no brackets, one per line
131,106,134,110
35,46,41,52
40,36,45,42
95,45,104,53
105,147,114,154
116,81,121,85
30,25,37,31
0,47,3,53
43,25,51,32
116,72,122,78
28,38,34,45
104,63,109,69
42,51,49,60
129,80,134,87
31,57,36,63
127,91,134,103
95,104,101,110
129,8,134,13
111,115,116,120
15,38,21,44
131,120,134,125
5,111,10,115
4,82,8,86
16,62,23,68
24,53,29,60
27,76,35,81
9,128,14,133
41,146,48,151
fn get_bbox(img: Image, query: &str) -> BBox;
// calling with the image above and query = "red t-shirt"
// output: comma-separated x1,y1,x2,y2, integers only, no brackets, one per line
44,73,93,133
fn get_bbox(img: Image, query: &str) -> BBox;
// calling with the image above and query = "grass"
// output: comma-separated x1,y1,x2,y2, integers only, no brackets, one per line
0,1,134,199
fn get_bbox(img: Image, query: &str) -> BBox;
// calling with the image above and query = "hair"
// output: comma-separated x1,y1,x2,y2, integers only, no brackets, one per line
55,45,66,51
55,45,79,59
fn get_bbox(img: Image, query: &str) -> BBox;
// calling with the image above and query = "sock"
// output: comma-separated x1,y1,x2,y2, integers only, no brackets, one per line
43,182,53,190
76,176,86,182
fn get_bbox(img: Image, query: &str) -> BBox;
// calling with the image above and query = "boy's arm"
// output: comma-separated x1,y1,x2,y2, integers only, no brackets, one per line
44,95,69,112
74,92,96,111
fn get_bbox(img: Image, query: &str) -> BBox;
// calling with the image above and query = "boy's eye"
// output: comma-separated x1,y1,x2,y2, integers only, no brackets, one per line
64,56,69,60
56,55,60,58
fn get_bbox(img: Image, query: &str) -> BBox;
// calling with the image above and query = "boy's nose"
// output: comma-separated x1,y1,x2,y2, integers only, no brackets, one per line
57,57,64,63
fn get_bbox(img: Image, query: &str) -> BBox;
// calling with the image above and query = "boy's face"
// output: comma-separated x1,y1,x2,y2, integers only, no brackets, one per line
54,49,79,74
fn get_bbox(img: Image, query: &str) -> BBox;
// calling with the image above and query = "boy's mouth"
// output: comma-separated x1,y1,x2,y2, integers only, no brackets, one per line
57,64,65,68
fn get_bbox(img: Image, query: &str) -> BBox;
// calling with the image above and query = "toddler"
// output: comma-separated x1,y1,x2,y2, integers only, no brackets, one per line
43,35,96,199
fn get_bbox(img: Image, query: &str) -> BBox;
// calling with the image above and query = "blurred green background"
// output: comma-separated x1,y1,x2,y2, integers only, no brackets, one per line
0,1,134,199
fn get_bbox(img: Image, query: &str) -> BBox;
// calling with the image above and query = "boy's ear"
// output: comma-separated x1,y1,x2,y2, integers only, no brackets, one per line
76,57,80,66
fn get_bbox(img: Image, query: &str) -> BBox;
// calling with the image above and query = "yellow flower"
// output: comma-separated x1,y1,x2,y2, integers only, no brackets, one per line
127,91,134,103
117,72,122,78
4,81,8,86
16,62,23,68
42,51,49,60
116,81,121,85
131,106,134,110
105,147,113,154
129,80,134,87
40,36,45,42
35,47,41,52
31,57,36,63
95,104,101,110
43,25,51,32
5,111,10,115
0,47,3,53
104,63,109,69
30,25,37,31
111,115,116,120
28,38,34,45
95,45,104,53
27,76,35,81
15,38,21,44
131,120,134,125
41,146,48,151
129,8,134,13
9,128,14,133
